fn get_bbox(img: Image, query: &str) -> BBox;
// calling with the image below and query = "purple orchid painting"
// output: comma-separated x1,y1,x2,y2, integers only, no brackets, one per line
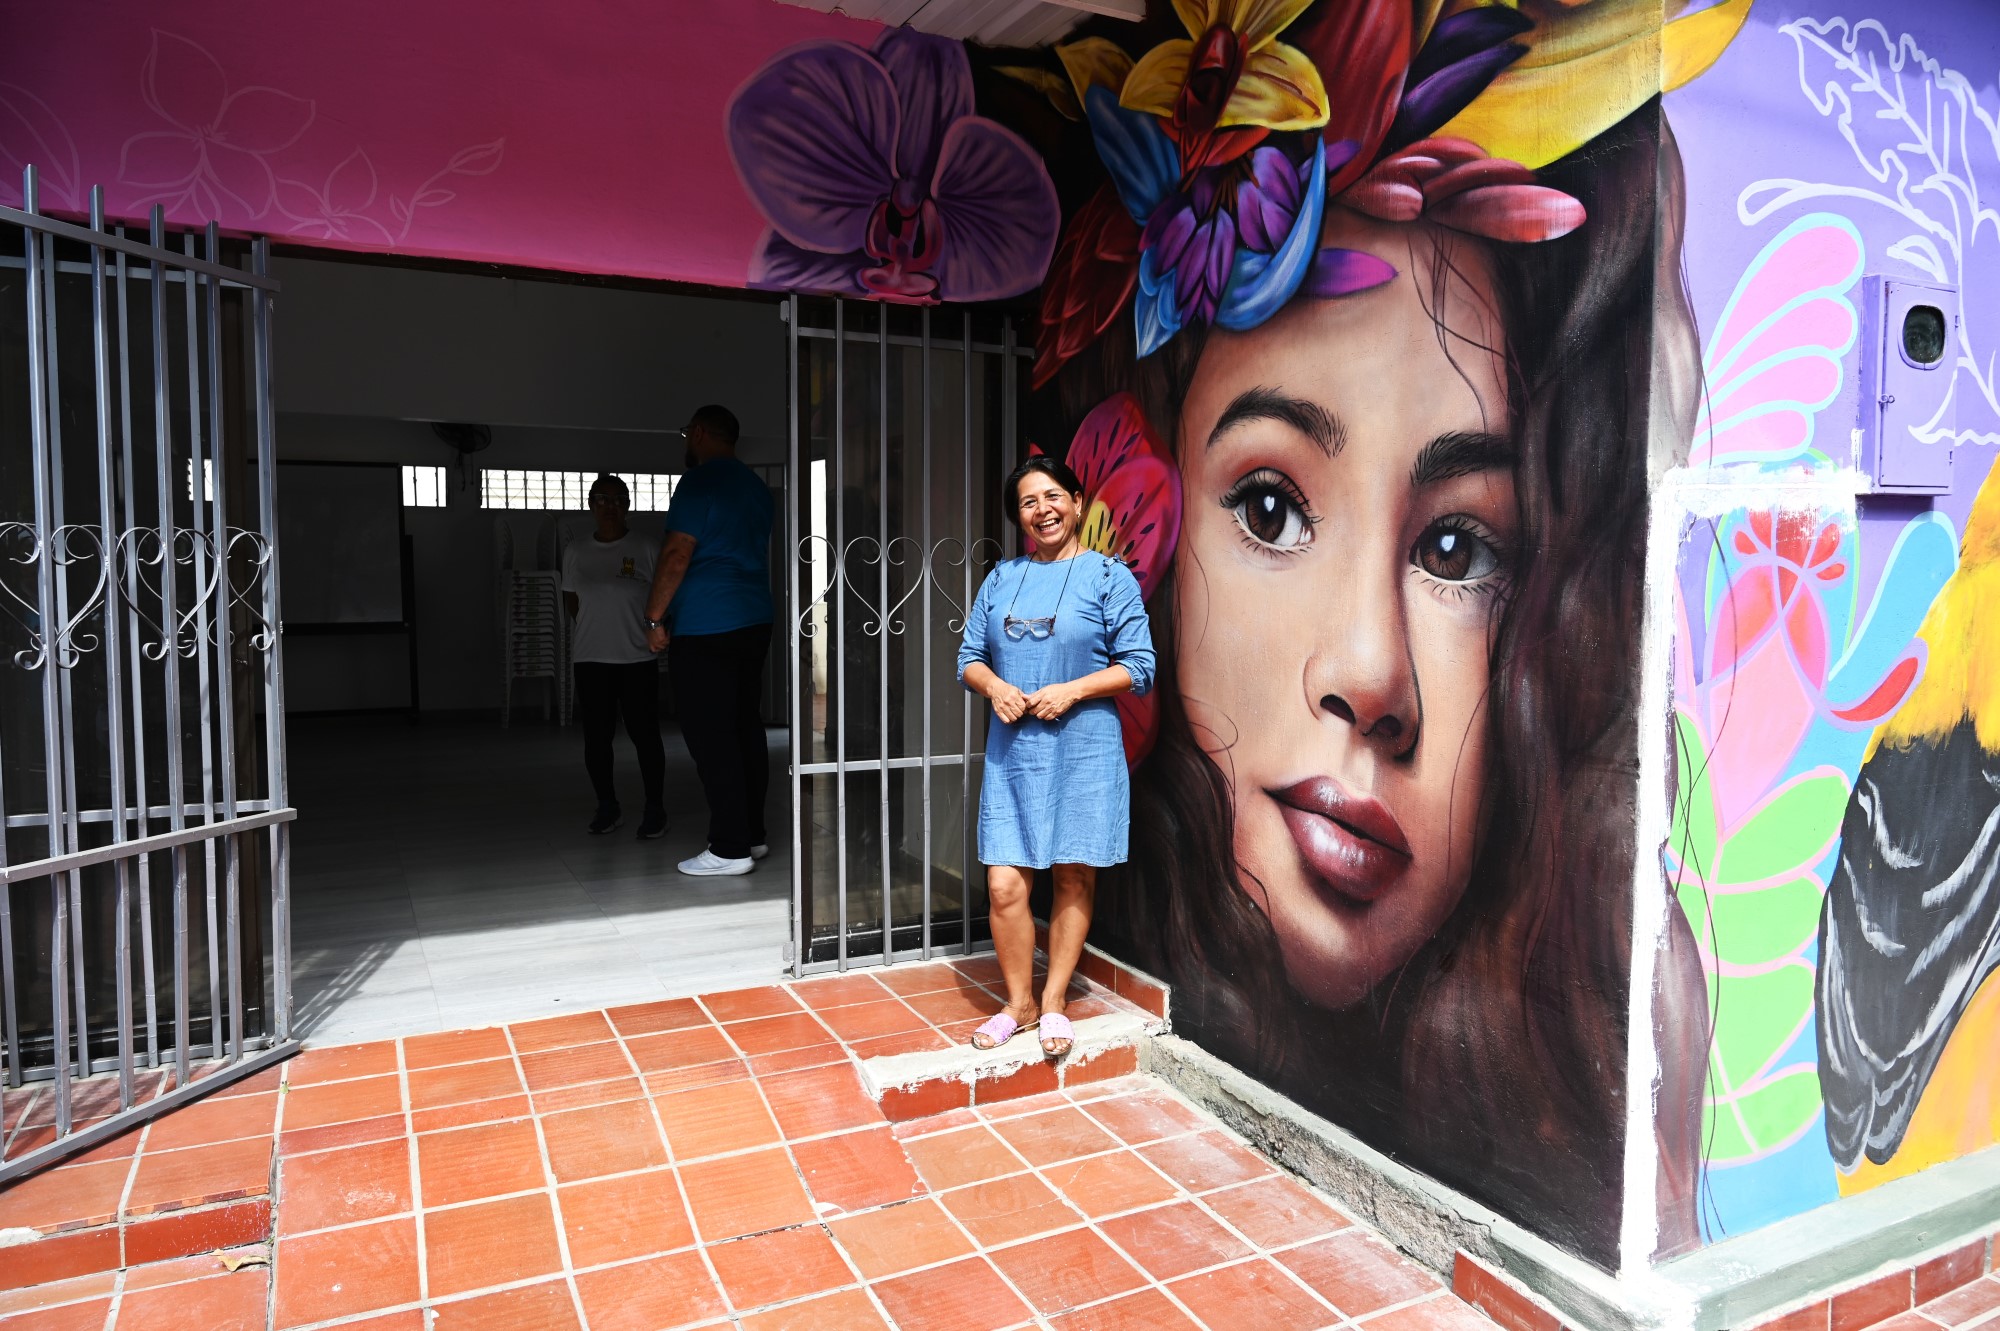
727,29,1059,303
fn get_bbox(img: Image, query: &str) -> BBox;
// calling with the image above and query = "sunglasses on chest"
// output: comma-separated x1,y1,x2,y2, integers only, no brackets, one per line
1002,555,1077,641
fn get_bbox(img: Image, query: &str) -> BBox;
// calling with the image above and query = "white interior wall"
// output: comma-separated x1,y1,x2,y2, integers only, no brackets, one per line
269,255,787,713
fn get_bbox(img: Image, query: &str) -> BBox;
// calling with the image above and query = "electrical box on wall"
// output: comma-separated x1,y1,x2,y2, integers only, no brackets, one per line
1860,275,1957,494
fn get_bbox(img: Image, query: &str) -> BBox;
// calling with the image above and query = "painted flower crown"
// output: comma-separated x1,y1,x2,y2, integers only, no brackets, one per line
1016,0,1752,388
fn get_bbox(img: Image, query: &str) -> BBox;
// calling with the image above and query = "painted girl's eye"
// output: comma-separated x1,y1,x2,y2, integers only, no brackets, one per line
1411,519,1502,582
1221,469,1316,552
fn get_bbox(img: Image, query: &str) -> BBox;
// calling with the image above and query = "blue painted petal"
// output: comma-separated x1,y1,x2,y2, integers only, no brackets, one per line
1135,248,1184,357
1216,138,1326,332
1825,511,1957,703
1086,86,1179,224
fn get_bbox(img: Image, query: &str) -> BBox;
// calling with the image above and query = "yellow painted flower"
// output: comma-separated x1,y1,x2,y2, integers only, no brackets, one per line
1120,0,1330,152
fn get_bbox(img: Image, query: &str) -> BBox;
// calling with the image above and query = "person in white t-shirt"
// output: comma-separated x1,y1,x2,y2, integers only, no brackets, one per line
561,475,667,838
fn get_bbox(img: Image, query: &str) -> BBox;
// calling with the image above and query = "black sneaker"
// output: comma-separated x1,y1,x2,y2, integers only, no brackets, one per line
588,804,621,835
636,808,668,840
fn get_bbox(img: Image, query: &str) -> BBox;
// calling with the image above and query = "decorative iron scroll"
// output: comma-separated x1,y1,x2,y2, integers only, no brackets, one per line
797,534,1004,639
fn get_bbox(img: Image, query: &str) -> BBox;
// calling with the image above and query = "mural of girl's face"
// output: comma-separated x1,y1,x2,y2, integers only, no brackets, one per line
1174,208,1516,1009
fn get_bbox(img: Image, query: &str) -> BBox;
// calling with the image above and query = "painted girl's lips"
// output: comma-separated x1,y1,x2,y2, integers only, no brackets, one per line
1269,777,1411,905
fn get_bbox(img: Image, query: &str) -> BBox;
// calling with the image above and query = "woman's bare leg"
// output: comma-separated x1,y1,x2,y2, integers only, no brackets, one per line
975,864,1039,1047
1040,864,1096,1053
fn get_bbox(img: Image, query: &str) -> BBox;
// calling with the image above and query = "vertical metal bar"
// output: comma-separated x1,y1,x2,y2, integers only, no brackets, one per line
253,238,291,1044
92,189,136,1107
960,316,974,954
151,206,191,1089
204,224,243,1062
833,300,848,971
878,313,890,961
24,168,73,1129
182,234,221,1057
116,227,160,1070
786,295,804,977
919,308,933,962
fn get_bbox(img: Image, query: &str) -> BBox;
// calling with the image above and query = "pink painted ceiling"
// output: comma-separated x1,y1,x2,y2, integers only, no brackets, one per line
0,0,884,288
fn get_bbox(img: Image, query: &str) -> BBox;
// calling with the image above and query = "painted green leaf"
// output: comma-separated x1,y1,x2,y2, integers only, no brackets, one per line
1704,877,1824,968
1701,1094,1755,1162
1713,964,1815,1091
1718,771,1847,884
1731,1066,1825,1157
1670,711,1719,877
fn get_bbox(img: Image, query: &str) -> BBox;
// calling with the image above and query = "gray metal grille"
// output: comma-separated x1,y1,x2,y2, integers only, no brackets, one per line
0,166,295,1183
785,295,1022,972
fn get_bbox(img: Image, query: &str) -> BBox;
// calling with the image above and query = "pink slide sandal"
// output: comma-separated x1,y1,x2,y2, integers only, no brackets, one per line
971,1011,1030,1050
1039,1013,1075,1059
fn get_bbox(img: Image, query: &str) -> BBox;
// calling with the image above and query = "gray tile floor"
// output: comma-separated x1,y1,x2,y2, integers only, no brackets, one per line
287,714,790,1044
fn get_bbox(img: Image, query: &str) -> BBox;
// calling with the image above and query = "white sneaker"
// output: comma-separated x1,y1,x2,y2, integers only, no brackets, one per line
679,849,754,877
751,844,770,860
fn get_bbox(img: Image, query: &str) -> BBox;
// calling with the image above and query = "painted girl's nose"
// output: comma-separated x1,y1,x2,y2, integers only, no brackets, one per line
1306,573,1419,758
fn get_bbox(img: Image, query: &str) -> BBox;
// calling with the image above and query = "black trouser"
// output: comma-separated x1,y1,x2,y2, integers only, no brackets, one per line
574,660,666,812
668,624,770,859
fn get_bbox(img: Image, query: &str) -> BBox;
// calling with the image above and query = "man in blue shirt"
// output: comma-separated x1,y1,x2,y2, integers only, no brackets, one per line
643,404,775,877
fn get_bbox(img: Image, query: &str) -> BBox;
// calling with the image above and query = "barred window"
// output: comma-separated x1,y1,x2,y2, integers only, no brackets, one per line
402,465,448,508
479,469,678,512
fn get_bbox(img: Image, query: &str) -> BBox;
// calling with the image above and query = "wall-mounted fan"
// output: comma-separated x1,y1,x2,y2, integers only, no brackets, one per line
431,422,492,492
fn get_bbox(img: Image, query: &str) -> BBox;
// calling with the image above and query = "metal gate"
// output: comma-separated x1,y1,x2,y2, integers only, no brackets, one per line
0,167,294,1182
784,295,1024,971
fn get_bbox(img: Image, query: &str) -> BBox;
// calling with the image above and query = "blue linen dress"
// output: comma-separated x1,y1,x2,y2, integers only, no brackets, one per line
956,551,1156,868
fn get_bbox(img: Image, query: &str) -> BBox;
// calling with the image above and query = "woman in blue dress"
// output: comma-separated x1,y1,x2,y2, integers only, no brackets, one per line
957,457,1155,1058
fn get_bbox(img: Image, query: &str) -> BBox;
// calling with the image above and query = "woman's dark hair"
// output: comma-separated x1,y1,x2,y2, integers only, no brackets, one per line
1006,455,1085,509
1044,101,1703,1263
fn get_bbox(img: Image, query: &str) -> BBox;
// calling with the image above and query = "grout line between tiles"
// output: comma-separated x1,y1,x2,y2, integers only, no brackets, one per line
263,1061,291,1331
505,1023,590,1331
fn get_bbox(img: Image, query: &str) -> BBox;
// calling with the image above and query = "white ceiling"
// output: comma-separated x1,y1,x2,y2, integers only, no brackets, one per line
769,0,1143,49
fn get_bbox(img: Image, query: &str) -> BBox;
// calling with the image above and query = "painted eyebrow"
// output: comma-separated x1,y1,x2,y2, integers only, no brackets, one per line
1409,431,1516,487
1206,386,1345,457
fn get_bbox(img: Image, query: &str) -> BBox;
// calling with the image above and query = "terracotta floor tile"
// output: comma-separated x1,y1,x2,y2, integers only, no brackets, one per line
654,1079,781,1162
950,956,1007,987
816,999,931,1044
1039,1150,1179,1219
761,1064,884,1141
126,1135,272,1215
626,1025,737,1073
532,1076,646,1115
740,1287,892,1331
518,1041,632,1092
114,1268,268,1331
792,973,896,1010
792,1128,924,1214
1924,1277,2000,1326
1204,1175,1351,1250
680,1147,816,1241
901,1125,1028,1191
1049,1287,1203,1330
1364,1294,1505,1330
424,1192,564,1298
1099,1201,1254,1281
574,1249,728,1331
279,1114,406,1158
992,1106,1120,1167
709,1223,856,1312
849,1029,956,1059
411,1094,531,1135
870,1255,1034,1331
407,1057,524,1112
643,1059,751,1098
297,1313,424,1331
403,1026,514,1070
0,1229,119,1295
542,1099,669,1182
0,1157,131,1232
892,1106,979,1138
1082,1093,1210,1146
1169,1258,1338,1331
279,1136,412,1234
0,1297,110,1330
725,1012,834,1057
874,962,970,998
832,1197,977,1280
141,1091,279,1152
430,1279,582,1331
606,997,711,1037
978,1087,1071,1121
991,1226,1147,1316
274,1216,420,1327
0,1271,114,1317
287,1040,400,1087
1277,1229,1442,1318
903,986,997,1028
509,1011,616,1053
281,1073,403,1132
941,1171,1085,1247
417,1118,546,1207
558,1166,694,1267
747,1043,850,1077
703,986,805,1023
1140,1131,1276,1194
